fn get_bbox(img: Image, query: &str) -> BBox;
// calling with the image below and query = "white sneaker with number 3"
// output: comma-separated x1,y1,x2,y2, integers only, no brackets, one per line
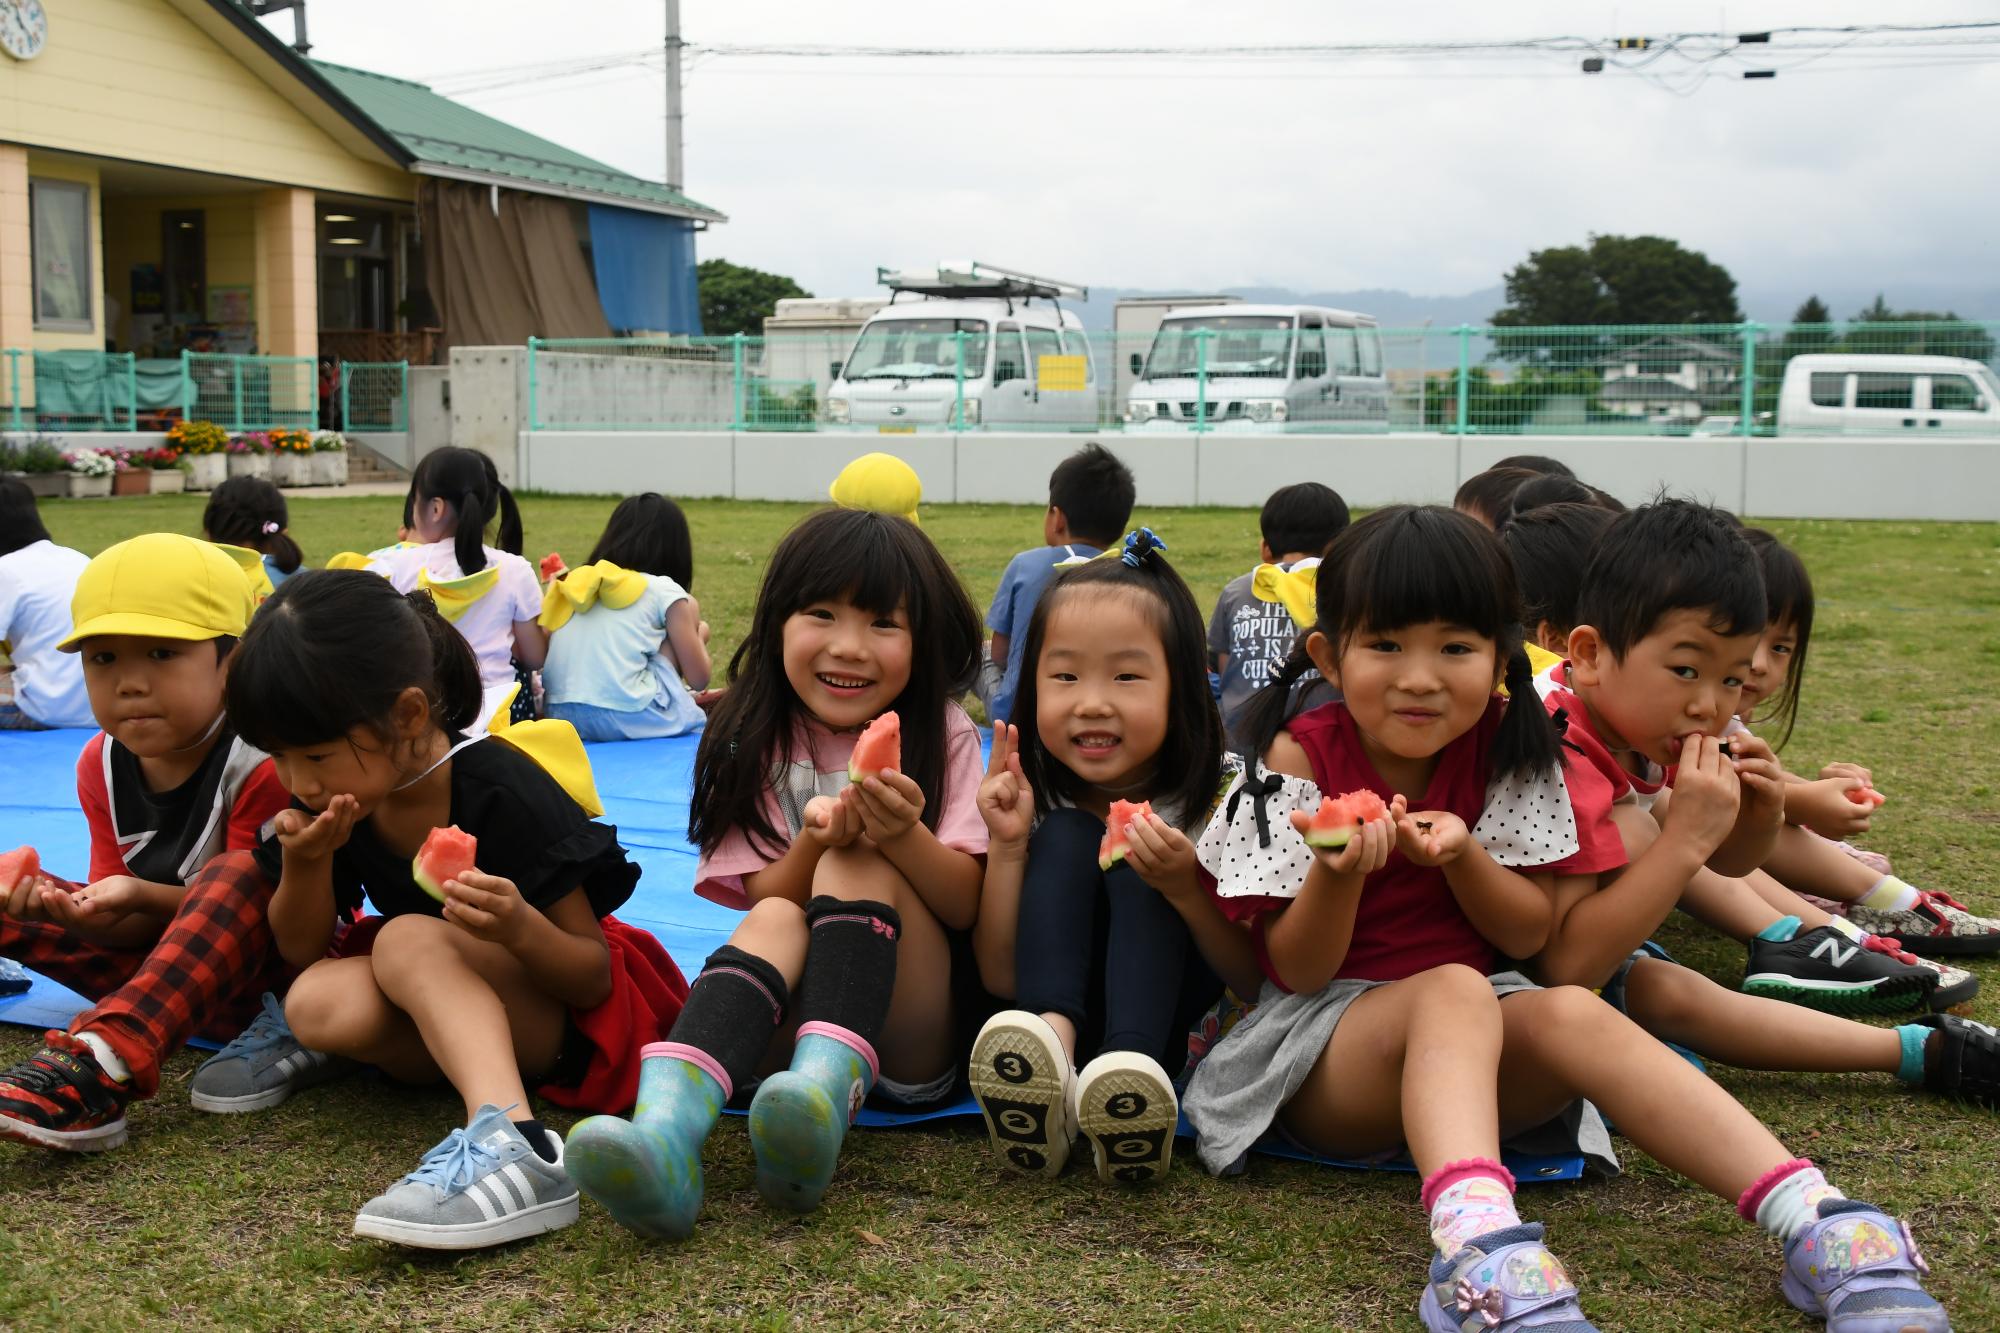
968,1010,1077,1179
1075,1051,1177,1185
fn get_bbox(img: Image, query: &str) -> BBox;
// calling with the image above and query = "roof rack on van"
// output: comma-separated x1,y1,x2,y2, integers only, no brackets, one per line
876,261,1088,303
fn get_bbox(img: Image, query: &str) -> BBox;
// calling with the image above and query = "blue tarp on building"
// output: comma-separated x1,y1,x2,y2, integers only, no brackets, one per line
587,205,702,336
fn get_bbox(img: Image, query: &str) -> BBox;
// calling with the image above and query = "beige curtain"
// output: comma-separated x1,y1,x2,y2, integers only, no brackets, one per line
418,179,611,349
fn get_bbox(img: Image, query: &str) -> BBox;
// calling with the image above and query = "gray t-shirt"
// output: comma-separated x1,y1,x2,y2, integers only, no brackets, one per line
1207,566,1335,738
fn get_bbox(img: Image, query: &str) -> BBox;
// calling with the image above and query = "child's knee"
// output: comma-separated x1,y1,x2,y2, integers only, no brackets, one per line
1621,959,1710,1029
813,842,911,899
1511,983,1621,1040
367,912,458,978
283,967,348,1048
1412,962,1494,1009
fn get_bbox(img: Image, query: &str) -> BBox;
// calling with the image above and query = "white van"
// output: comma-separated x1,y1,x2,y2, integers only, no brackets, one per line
1125,305,1389,431
825,263,1098,431
1777,354,2000,437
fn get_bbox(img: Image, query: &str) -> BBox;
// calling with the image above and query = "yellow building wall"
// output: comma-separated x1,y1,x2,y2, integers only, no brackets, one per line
101,193,257,351
0,0,410,203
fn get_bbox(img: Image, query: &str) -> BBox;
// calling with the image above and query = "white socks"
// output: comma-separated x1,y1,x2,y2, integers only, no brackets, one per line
1754,1164,1845,1242
1860,875,1921,913
74,1030,132,1083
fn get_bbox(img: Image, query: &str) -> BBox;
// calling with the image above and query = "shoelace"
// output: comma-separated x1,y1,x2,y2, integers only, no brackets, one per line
401,1126,504,1195
214,993,293,1061
5,1049,94,1098
1861,934,1921,966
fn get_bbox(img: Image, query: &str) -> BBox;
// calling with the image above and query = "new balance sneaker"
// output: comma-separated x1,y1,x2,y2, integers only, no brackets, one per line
1848,891,2000,959
0,1031,130,1152
1743,927,1934,1016
1781,1199,1950,1332
968,1010,1077,1178
352,1105,579,1250
1075,1051,1178,1185
1916,1014,2000,1108
1419,1222,1598,1333
190,992,349,1113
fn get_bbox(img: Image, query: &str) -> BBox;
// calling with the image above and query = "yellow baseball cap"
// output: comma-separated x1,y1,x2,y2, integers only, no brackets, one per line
829,452,921,526
61,533,258,650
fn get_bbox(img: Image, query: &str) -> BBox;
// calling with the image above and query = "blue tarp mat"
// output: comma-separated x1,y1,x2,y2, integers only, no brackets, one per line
0,728,1585,1180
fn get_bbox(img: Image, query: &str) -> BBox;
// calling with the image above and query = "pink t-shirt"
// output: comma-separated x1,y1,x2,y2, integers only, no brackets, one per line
694,704,990,910
371,541,542,698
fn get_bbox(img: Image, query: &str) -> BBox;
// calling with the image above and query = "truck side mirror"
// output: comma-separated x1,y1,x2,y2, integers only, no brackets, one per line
1129,353,1142,377
829,360,843,381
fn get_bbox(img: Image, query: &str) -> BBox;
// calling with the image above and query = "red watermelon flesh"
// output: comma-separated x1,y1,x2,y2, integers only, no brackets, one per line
1098,800,1155,870
539,552,565,580
847,711,902,783
412,825,479,902
1844,785,1888,807
1303,790,1390,849
0,846,41,893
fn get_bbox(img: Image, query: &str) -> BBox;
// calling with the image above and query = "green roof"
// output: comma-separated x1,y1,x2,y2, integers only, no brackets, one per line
311,60,725,222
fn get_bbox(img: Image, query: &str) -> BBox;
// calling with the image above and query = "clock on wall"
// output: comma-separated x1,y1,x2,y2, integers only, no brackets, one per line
0,0,48,61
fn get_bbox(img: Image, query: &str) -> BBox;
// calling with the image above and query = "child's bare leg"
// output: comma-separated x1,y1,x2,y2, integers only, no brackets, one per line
365,915,570,1122
812,843,955,1084
1279,964,1503,1174
1619,957,1899,1073
732,896,809,984
1680,865,1837,939
1739,867,1839,930
285,957,441,1085
1763,823,1880,902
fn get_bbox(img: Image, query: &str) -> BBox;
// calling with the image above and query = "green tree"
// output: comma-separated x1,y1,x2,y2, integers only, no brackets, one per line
697,259,810,338
1491,235,1741,366
1844,296,1995,362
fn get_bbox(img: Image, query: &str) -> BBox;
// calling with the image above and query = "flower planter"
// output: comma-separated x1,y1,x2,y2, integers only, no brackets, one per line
6,472,67,498
149,469,187,495
272,453,315,487
184,454,227,491
310,451,349,486
65,473,113,499
112,469,149,497
226,453,272,481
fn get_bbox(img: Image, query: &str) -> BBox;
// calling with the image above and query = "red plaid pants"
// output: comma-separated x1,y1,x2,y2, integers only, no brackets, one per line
0,851,292,1098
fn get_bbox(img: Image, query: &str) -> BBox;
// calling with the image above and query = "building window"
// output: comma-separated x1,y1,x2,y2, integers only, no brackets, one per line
30,179,93,331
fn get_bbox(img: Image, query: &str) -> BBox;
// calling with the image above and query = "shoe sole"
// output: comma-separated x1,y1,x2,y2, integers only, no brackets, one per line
0,1113,128,1153
748,1076,844,1213
353,1192,580,1250
966,1015,1072,1179
1781,1266,1950,1332
1075,1054,1176,1185
1742,975,1930,1016
1886,935,2000,959
566,1121,699,1241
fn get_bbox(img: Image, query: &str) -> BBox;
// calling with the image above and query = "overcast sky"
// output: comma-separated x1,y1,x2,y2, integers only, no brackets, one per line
280,2,1999,314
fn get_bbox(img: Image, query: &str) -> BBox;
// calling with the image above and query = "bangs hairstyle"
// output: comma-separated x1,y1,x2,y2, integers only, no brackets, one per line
1501,502,1618,636
410,446,524,575
1240,505,1561,781
586,492,694,588
1009,542,1225,825
1742,527,1815,749
1574,496,1766,660
690,508,981,857
225,570,482,755
0,476,52,557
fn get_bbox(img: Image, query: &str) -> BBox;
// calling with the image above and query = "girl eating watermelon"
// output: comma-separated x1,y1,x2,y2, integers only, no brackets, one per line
967,529,1259,1186
220,570,680,1253
565,506,991,1239
1179,505,1950,1333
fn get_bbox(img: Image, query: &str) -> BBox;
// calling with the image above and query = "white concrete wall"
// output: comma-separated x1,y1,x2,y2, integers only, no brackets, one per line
509,430,2000,521
449,347,526,488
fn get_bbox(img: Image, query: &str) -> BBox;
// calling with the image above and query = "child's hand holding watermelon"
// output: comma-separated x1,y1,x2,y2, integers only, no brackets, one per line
438,868,531,947
539,552,566,582
1291,791,1403,879
976,723,1035,853
851,768,926,846
1119,809,1202,901
801,793,865,851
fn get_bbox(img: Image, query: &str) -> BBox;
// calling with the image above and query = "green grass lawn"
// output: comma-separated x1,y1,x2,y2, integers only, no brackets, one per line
3,495,1998,1331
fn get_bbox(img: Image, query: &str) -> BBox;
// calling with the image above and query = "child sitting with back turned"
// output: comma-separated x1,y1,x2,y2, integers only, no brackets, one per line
1208,481,1348,738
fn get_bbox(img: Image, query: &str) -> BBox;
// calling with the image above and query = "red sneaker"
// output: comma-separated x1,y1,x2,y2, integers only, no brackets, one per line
0,1031,131,1152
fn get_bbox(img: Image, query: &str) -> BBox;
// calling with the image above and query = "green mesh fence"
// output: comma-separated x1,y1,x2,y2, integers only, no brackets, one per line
0,350,138,431
339,361,409,432
182,353,316,432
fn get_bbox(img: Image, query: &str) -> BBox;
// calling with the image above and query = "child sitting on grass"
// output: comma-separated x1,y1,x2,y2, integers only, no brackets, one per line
202,475,304,592
1208,481,1348,737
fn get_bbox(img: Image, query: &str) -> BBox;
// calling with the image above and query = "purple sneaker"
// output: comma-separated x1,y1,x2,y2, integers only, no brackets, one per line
1419,1222,1598,1332
1783,1200,1949,1332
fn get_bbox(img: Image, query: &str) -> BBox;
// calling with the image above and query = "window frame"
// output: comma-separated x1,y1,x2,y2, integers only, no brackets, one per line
29,178,95,334
1807,372,1847,408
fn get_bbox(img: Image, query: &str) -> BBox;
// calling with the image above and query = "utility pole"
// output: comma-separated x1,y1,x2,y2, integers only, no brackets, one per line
664,0,685,192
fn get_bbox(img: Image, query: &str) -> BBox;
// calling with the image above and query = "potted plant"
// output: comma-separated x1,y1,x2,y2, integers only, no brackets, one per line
167,419,229,490
111,451,149,496
11,438,69,497
64,448,116,499
310,430,349,486
268,428,316,486
142,445,186,494
226,431,273,480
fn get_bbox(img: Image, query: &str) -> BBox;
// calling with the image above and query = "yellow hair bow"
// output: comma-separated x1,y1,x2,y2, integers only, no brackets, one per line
538,560,651,631
484,684,605,817
416,566,502,623
212,543,276,606
1250,559,1321,632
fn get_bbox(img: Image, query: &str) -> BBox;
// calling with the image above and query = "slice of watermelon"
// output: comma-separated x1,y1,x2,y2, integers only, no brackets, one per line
847,711,902,784
411,825,479,902
1844,785,1888,807
539,552,565,581
1303,790,1390,849
1099,799,1155,870
0,845,41,893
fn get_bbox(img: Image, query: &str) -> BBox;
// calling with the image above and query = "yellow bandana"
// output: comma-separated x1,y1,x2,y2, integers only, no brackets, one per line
416,566,502,623
484,684,604,816
324,551,373,572
538,561,651,631
1250,560,1320,632
212,543,277,606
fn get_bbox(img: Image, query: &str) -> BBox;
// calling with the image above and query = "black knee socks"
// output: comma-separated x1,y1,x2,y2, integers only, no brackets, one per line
666,944,791,1095
794,896,902,1043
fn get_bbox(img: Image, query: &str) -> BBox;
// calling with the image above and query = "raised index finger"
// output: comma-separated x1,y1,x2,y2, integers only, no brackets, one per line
986,723,1015,777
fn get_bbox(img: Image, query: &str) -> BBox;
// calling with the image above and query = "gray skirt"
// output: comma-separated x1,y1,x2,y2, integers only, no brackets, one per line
1182,970,1620,1178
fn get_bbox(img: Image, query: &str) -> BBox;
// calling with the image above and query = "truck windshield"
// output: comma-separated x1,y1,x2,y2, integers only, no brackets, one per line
1143,315,1296,379
842,319,990,380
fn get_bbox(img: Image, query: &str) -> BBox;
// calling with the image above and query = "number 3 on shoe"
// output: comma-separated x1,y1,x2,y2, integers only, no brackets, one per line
1075,1051,1177,1185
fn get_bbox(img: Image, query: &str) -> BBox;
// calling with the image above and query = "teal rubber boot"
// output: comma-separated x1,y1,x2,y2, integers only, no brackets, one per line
748,1023,877,1214
566,1042,727,1240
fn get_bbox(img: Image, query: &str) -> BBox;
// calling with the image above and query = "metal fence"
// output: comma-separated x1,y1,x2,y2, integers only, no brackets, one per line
0,349,341,434
523,320,2000,437
339,360,410,432
182,353,317,433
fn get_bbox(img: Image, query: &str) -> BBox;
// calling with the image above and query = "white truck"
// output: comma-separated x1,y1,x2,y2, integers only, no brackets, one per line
825,263,1098,431
1111,295,1241,416
1776,354,2000,436
1124,304,1390,430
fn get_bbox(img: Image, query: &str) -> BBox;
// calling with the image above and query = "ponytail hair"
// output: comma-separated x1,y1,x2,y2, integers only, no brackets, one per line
202,475,303,575
409,446,524,574
1239,505,1562,782
225,569,482,753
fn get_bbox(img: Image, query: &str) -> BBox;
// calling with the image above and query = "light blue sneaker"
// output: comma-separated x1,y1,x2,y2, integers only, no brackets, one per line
568,1041,728,1240
353,1104,579,1251
190,992,347,1113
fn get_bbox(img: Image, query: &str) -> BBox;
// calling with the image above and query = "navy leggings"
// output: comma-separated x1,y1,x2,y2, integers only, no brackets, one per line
1014,807,1223,1072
